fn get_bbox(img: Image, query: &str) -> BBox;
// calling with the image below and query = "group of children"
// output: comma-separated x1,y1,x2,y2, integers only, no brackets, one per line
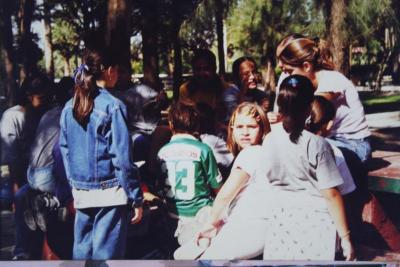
0,33,374,261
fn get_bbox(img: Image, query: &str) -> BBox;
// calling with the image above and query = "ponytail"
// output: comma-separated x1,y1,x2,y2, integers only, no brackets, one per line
277,75,315,143
73,64,97,125
72,47,114,125
313,38,335,70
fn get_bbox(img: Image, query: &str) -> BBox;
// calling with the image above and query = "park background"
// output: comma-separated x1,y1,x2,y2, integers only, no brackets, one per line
0,0,400,104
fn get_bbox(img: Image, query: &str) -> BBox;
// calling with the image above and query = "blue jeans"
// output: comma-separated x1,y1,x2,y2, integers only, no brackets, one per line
73,205,128,260
327,137,372,163
13,184,44,259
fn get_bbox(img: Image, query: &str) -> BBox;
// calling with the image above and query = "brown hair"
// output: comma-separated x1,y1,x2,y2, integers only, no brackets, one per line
307,95,336,134
227,102,270,157
278,75,315,143
168,100,200,136
73,47,116,125
277,35,334,71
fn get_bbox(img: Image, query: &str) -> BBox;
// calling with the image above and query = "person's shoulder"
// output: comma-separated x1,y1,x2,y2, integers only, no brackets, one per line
97,89,127,112
1,105,24,118
223,80,239,92
131,83,158,98
318,70,351,88
304,130,331,152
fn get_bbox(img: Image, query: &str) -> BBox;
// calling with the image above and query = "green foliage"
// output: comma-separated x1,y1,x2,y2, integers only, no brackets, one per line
363,94,400,106
226,0,316,65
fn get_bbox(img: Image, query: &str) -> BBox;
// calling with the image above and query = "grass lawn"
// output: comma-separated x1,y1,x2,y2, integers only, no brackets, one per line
360,91,400,114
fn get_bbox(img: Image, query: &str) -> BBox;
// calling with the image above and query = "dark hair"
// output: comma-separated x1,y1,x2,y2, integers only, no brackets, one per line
197,102,216,135
168,101,200,135
307,95,336,134
278,75,315,143
18,73,53,106
73,46,117,125
56,76,74,105
277,34,334,71
232,56,257,88
191,49,217,70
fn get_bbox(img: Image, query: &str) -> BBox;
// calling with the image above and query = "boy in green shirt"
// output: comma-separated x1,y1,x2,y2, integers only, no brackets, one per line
157,101,223,245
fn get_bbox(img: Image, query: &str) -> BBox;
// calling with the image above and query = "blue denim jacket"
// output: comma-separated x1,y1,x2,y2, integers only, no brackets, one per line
59,88,142,205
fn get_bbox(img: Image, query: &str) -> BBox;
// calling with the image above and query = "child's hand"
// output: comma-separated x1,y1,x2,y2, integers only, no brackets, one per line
130,207,143,224
143,192,159,202
196,223,218,248
341,237,356,261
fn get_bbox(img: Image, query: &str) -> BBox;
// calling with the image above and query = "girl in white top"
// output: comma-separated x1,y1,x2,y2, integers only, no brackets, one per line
260,75,354,260
194,102,271,260
272,34,371,163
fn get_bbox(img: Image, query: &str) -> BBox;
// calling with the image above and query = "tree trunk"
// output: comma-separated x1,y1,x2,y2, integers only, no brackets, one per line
215,0,225,75
0,1,17,106
63,56,71,77
172,0,182,101
141,0,160,90
18,0,35,82
326,0,350,76
43,1,54,81
106,0,131,71
374,28,395,91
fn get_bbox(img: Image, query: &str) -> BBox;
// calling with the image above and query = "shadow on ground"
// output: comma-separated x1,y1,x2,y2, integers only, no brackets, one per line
370,127,400,152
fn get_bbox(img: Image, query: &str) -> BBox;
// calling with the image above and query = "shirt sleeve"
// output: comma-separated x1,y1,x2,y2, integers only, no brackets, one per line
59,108,71,180
0,110,19,164
232,146,260,177
203,146,223,189
108,104,143,206
313,138,344,190
222,84,240,122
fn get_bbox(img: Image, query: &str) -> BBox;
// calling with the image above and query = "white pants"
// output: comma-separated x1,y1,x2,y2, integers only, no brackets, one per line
200,217,268,260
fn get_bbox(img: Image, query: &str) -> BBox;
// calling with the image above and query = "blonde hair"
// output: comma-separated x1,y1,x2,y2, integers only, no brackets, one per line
277,35,334,71
227,102,270,157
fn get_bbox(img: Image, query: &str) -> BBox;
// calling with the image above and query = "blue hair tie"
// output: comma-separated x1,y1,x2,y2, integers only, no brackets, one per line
287,77,299,88
73,64,89,84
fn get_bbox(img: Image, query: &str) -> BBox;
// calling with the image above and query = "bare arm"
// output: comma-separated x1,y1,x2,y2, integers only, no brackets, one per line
209,168,250,225
198,168,250,241
320,187,355,260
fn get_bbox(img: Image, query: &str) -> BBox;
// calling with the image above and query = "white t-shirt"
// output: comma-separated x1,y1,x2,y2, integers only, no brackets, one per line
275,71,370,139
227,145,273,220
258,123,344,210
315,70,370,139
330,143,356,195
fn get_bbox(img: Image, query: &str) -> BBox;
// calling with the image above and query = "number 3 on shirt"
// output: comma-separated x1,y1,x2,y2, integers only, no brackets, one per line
166,161,195,200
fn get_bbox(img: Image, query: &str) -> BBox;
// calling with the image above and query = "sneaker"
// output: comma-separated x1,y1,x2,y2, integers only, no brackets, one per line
12,253,30,260
23,209,37,231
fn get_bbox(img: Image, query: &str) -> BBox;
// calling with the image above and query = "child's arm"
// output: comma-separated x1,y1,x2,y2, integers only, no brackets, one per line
199,168,250,240
320,187,355,260
210,168,249,224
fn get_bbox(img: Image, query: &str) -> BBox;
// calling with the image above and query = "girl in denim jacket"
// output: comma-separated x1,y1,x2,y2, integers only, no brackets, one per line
59,47,143,260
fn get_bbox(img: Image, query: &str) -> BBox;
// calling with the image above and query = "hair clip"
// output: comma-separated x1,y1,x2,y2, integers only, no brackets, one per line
287,77,299,87
73,64,89,84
